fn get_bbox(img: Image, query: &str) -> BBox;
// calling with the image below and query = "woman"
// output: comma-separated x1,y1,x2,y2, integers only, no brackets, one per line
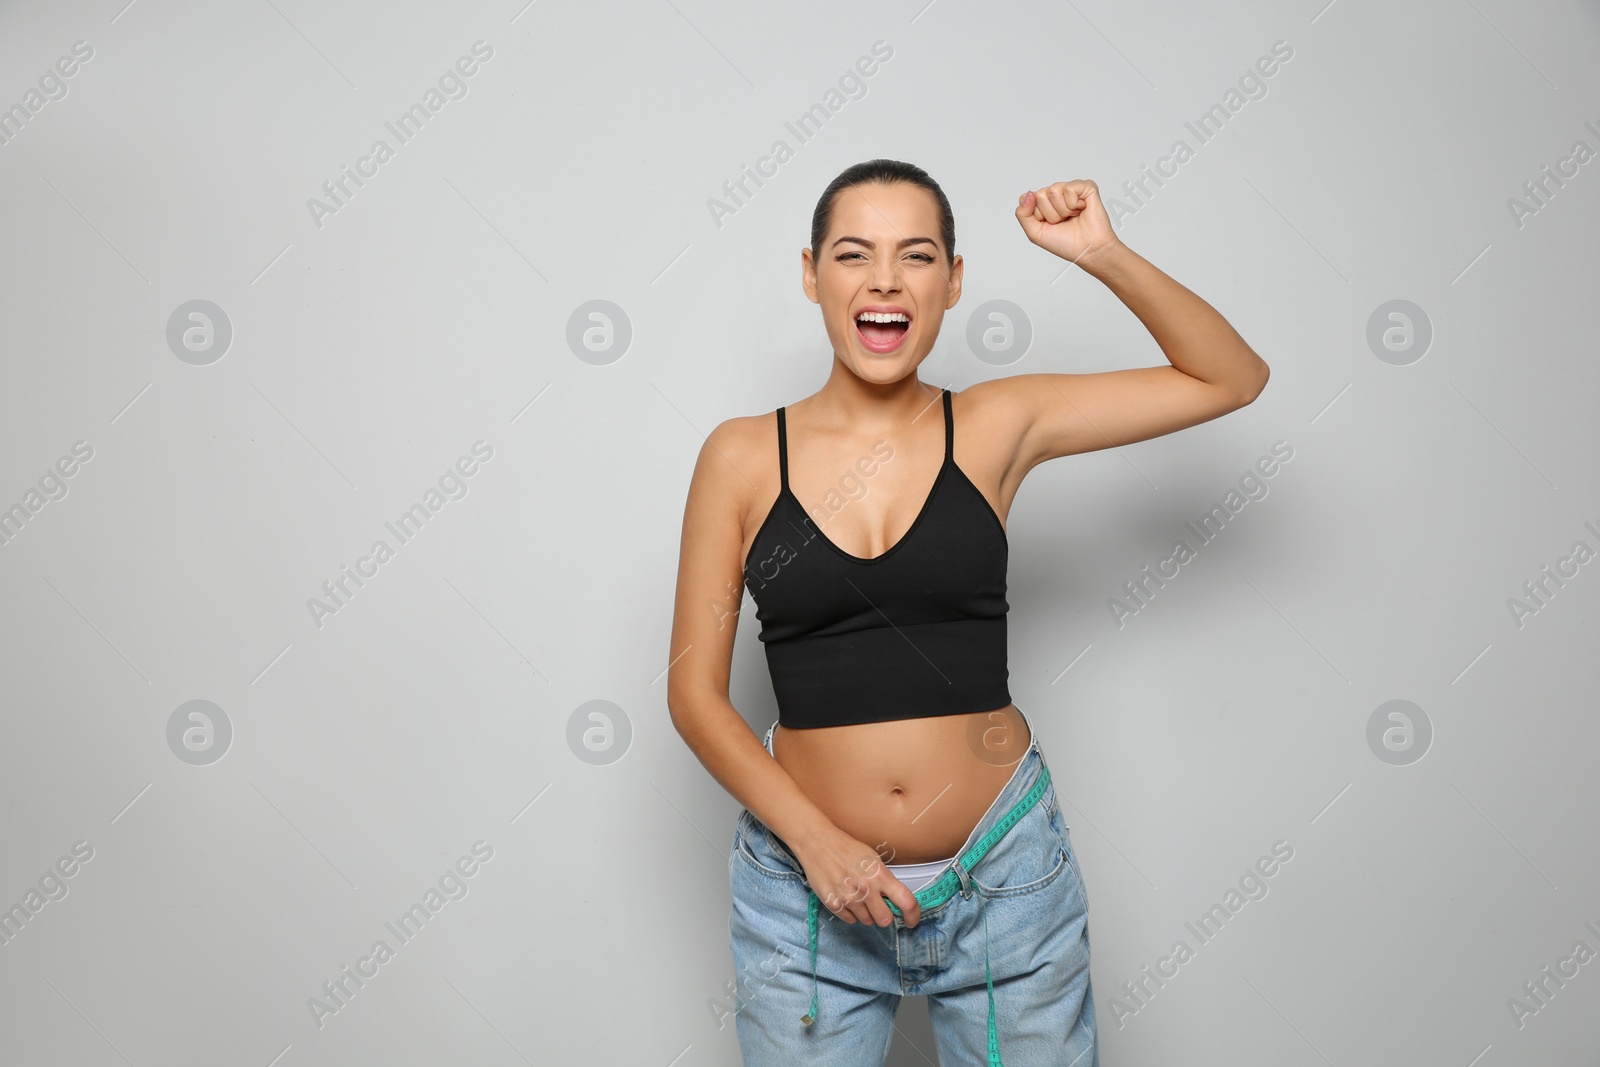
668,159,1269,1066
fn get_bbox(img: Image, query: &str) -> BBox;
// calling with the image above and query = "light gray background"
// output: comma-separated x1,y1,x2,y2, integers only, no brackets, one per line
2,1,1597,1064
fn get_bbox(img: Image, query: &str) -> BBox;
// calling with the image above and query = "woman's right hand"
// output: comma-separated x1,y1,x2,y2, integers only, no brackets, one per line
793,827,922,928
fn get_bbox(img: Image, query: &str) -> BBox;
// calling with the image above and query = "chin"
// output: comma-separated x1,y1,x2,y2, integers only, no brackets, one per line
848,360,919,384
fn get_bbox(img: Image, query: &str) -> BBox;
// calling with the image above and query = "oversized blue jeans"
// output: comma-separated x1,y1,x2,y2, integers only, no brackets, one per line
728,706,1097,1065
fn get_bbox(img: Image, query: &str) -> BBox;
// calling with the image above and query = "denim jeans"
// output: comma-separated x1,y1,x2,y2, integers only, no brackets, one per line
728,706,1097,1066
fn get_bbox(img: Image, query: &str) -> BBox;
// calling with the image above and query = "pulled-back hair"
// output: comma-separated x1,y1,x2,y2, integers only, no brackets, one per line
809,159,955,269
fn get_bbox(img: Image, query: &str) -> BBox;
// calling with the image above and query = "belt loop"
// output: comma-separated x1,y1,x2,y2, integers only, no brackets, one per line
953,859,973,899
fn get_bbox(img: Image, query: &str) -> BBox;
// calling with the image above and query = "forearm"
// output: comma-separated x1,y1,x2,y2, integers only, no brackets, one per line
1080,241,1269,396
669,694,839,855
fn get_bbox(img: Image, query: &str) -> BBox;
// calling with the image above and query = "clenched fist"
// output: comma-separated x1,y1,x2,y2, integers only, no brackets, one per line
1015,180,1123,268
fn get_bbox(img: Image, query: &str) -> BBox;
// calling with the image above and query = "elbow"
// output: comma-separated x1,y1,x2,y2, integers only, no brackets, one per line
667,700,696,746
666,686,715,736
1236,360,1270,406
667,692,692,733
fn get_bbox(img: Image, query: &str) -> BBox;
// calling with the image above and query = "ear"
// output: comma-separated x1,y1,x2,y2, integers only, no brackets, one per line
801,247,821,305
945,254,964,309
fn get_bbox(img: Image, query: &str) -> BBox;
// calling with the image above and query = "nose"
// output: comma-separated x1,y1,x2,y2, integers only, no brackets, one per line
868,258,902,294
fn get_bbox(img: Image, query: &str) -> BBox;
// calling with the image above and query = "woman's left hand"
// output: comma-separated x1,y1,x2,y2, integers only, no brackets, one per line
1015,180,1123,268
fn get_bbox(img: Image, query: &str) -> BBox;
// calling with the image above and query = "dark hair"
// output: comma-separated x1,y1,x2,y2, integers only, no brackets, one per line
809,159,956,270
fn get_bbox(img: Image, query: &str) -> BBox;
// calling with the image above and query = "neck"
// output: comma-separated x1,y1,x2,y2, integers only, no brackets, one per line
803,367,942,433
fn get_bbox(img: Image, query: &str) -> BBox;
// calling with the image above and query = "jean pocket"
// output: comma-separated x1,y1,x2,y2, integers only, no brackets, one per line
733,811,804,882
970,803,1071,899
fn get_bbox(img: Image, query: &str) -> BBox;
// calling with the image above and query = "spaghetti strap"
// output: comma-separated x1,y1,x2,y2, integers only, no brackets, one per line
941,388,953,462
776,407,789,490
740,380,1011,724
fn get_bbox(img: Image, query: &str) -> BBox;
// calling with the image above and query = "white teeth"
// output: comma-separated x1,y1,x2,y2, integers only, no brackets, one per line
856,311,910,323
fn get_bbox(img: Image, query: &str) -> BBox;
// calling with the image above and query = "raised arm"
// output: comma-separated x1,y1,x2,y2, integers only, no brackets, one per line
996,181,1271,471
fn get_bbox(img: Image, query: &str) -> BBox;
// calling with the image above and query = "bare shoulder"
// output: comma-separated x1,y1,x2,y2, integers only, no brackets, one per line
953,374,1047,413
669,409,780,712
949,377,1036,479
684,408,783,538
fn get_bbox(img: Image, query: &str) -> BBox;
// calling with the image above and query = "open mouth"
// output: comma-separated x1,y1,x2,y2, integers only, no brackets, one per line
855,310,912,352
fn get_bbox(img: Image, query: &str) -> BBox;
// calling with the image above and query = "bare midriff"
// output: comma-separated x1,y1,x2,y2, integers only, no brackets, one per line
772,704,1031,864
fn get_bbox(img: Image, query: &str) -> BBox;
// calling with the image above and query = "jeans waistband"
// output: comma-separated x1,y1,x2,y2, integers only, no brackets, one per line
758,706,1045,1066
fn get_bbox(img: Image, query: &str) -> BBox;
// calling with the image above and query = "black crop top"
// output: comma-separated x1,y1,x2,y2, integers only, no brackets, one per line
742,388,1012,729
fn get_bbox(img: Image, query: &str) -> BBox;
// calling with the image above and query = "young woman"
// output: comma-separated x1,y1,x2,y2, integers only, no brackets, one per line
668,159,1269,1066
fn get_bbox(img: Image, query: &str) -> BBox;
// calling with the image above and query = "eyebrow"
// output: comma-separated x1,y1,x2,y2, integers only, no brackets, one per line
829,236,939,252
